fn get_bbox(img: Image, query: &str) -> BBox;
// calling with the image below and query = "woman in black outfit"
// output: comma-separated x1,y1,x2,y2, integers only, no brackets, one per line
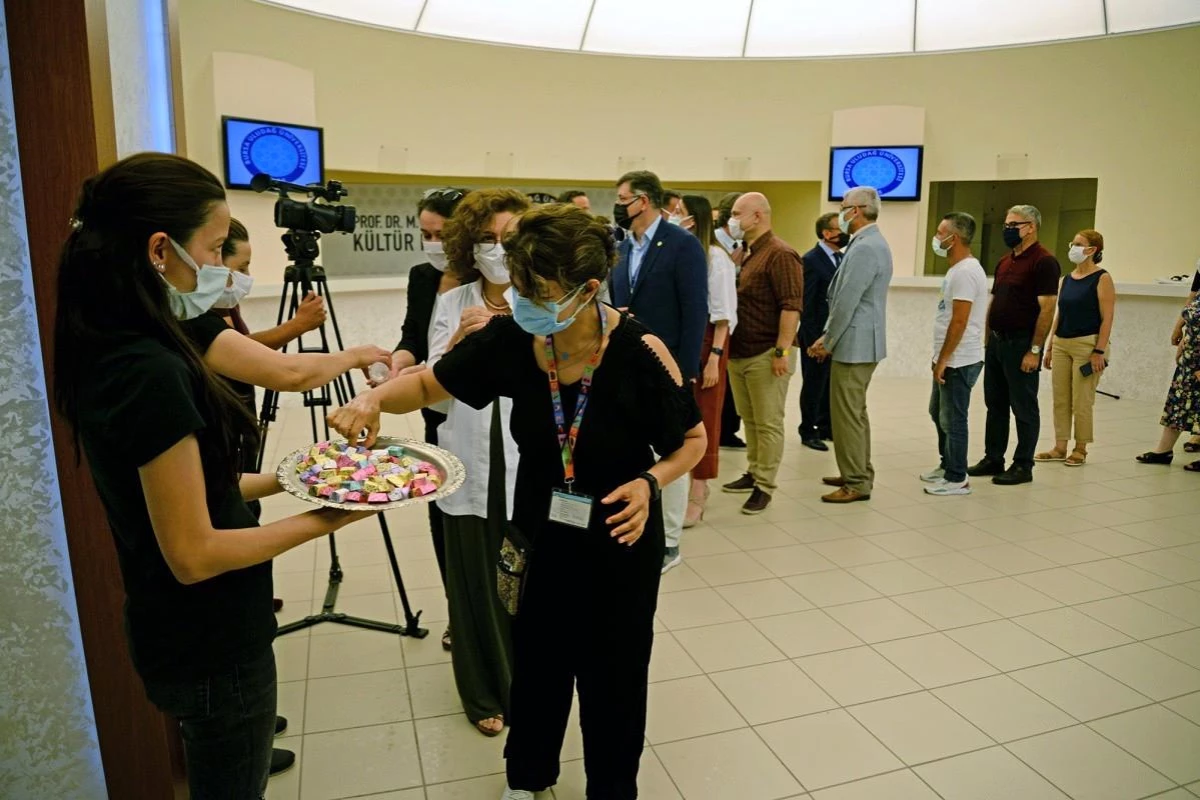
378,187,466,649
54,153,373,799
329,204,706,800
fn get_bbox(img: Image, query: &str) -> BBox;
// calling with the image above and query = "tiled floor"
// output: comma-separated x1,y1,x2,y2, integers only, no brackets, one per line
257,376,1200,800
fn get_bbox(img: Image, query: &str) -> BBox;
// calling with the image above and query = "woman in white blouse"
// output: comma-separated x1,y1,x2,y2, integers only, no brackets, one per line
680,195,738,528
427,188,531,736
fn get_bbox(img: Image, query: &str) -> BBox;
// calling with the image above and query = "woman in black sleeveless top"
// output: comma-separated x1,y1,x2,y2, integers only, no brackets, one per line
329,204,705,800
1037,230,1114,466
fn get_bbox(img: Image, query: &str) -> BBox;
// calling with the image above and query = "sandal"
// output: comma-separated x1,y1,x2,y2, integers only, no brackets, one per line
1184,441,1200,453
1035,449,1067,462
441,626,452,652
475,715,505,737
1064,450,1087,467
1185,460,1200,473
1136,451,1174,465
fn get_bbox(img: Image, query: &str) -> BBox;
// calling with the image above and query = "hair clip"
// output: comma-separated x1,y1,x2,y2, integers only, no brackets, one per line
69,217,84,231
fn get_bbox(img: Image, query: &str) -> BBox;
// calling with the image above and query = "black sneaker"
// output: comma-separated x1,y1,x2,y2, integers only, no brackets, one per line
967,457,1005,477
269,748,296,776
741,488,772,515
722,473,756,493
274,716,288,736
720,436,747,450
992,464,1033,486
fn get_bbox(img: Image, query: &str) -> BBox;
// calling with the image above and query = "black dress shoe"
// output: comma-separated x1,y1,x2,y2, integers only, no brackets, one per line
741,488,772,515
722,473,756,493
275,716,288,736
821,431,834,442
802,438,829,452
1135,450,1174,465
992,465,1033,485
967,457,1005,477
269,748,296,776
720,436,747,450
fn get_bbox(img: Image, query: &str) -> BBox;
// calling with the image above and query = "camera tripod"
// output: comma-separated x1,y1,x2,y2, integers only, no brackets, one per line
257,229,427,640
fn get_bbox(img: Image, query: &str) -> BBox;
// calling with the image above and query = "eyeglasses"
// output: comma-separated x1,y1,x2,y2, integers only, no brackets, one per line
616,193,647,206
839,204,865,212
422,187,465,202
1003,221,1033,230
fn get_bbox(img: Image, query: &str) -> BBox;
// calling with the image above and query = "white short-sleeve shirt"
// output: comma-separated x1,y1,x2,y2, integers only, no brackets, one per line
707,245,738,334
932,257,989,368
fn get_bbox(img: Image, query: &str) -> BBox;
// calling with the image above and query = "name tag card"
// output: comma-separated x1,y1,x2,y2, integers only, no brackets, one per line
549,489,593,529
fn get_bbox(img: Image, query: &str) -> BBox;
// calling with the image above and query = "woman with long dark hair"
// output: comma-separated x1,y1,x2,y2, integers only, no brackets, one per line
378,187,467,650
54,153,373,799
679,194,737,531
329,203,705,799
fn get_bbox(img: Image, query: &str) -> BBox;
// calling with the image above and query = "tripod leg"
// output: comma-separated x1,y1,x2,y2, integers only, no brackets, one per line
378,514,427,638
317,276,358,397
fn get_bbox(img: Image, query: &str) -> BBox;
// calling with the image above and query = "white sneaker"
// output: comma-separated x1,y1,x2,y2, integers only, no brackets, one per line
661,547,682,575
925,478,971,496
920,467,946,483
501,789,535,800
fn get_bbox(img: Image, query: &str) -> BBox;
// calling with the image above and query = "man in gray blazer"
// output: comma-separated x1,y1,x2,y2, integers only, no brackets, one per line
808,186,893,503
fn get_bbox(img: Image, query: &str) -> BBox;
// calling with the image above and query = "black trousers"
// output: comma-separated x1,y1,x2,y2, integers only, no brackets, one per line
422,407,448,586
720,376,742,442
799,348,832,438
505,507,663,799
982,333,1042,469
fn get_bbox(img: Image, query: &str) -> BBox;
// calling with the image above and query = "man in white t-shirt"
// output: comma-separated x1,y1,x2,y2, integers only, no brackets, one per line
923,212,989,496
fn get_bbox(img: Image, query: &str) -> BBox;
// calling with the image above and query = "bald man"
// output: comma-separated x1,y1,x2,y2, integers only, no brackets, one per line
722,193,804,515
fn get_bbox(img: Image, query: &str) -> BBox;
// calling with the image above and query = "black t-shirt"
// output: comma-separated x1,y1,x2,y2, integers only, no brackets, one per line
182,312,260,471
989,242,1061,335
433,313,701,547
77,332,275,682
395,262,441,364
1192,268,1200,294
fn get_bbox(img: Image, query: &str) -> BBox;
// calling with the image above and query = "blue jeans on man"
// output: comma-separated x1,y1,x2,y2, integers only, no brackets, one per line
930,362,983,483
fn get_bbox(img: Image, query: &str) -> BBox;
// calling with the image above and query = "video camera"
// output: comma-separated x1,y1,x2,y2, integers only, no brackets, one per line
250,173,357,235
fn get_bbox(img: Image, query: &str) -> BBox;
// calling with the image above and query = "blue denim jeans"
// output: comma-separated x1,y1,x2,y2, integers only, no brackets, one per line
142,647,277,800
930,362,983,483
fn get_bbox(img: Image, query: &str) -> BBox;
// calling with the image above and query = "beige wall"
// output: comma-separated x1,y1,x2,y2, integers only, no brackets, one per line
177,0,1200,285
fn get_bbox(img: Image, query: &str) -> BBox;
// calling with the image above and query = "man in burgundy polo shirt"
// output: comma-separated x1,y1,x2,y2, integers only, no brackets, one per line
968,204,1061,485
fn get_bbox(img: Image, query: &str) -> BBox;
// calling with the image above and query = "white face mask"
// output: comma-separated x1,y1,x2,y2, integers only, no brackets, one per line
165,238,232,320
474,243,509,283
666,214,684,226
1068,244,1089,264
423,240,448,272
715,228,738,253
211,270,254,309
727,217,745,240
931,233,951,258
838,207,856,233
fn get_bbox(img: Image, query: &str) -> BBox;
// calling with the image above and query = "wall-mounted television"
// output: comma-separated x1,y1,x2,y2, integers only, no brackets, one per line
828,146,924,202
221,115,324,191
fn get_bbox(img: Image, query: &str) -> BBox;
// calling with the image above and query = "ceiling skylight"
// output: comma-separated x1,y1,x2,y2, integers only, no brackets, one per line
258,0,1200,58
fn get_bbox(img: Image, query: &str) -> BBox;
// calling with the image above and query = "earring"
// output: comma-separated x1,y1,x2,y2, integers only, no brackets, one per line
154,262,165,272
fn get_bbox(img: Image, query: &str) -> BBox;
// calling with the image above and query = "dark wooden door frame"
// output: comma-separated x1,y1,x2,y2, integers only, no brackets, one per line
4,0,186,797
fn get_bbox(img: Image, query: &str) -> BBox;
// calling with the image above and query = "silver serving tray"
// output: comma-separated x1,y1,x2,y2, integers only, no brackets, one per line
276,436,466,511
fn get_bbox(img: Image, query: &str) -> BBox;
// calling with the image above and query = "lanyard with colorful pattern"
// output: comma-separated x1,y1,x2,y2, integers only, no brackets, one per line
545,303,607,488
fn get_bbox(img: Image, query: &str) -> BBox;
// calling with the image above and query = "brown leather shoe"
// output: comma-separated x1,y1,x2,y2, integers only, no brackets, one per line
741,488,772,515
722,473,756,493
822,486,870,503
821,476,846,487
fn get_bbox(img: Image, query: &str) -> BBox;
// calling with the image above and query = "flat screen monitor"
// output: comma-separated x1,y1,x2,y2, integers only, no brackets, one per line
828,146,923,201
222,116,324,190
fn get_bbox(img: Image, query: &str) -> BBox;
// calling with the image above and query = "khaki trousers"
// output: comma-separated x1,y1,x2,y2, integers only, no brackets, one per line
727,349,797,492
1051,334,1102,444
830,361,878,494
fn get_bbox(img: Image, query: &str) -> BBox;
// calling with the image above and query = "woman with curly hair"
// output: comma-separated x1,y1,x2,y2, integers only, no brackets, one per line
426,188,531,736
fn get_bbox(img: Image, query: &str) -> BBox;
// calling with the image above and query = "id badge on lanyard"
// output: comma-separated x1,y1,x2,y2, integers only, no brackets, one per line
545,303,606,530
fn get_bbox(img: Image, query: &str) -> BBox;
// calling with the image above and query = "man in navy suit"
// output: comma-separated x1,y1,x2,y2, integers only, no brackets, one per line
608,170,708,573
797,212,848,451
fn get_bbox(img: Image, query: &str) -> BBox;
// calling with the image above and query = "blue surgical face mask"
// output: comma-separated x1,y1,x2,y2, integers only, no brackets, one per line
165,238,231,320
513,284,589,337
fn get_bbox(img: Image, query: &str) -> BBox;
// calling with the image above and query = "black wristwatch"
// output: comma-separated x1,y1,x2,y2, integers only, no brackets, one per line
710,346,724,357
1092,348,1105,355
773,347,790,358
638,472,661,501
